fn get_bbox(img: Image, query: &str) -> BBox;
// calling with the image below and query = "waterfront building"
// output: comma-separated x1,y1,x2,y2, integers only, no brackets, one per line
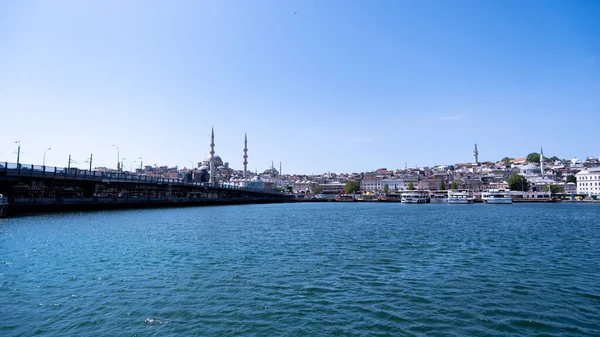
576,167,600,197
360,177,381,193
293,181,319,194
563,182,577,193
380,178,405,192
512,191,552,200
359,177,405,193
319,182,345,194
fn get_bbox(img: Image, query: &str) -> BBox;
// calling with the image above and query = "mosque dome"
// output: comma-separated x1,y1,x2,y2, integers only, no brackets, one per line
199,165,209,171
202,154,224,167
204,154,223,163
263,167,279,176
519,163,540,175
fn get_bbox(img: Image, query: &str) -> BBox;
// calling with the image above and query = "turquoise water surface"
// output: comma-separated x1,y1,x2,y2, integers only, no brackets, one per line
1,203,599,336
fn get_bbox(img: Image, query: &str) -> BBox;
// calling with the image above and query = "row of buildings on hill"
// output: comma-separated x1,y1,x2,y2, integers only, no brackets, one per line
275,145,599,199
96,135,600,199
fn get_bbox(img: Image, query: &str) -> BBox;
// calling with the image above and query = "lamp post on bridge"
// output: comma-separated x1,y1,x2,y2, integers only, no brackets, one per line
112,144,120,172
85,154,93,171
43,148,51,167
15,140,20,167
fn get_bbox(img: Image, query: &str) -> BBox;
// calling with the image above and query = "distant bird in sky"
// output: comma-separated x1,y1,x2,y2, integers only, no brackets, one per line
293,11,298,15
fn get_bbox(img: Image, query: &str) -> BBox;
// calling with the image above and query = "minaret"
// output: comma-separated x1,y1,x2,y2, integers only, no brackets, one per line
280,162,282,176
540,146,544,177
209,127,215,184
473,143,479,165
243,133,248,179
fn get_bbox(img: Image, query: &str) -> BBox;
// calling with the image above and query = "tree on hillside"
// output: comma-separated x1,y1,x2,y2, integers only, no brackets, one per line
312,185,323,194
407,182,415,190
526,153,540,163
383,184,389,194
543,184,564,194
547,156,560,162
439,181,446,190
344,181,360,194
508,173,530,191
567,175,577,183
501,157,513,166
450,181,458,190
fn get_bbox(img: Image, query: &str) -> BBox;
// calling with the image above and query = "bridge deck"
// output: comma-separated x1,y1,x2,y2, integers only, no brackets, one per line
0,162,290,217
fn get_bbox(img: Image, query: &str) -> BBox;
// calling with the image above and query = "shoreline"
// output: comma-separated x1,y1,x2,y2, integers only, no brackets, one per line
1,198,291,218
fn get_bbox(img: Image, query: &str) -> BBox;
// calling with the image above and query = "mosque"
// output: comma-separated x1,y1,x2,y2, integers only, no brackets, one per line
518,147,555,187
193,129,278,189
194,128,236,183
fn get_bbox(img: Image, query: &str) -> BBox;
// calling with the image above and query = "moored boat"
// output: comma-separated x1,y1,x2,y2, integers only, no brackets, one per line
447,190,475,204
401,190,430,204
481,189,513,204
430,190,448,203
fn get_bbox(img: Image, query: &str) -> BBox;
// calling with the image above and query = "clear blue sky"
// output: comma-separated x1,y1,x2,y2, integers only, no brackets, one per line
1,0,598,174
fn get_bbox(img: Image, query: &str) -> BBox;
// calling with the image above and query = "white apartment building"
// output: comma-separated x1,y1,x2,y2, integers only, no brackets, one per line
381,178,405,192
360,178,381,192
360,178,405,192
576,167,600,196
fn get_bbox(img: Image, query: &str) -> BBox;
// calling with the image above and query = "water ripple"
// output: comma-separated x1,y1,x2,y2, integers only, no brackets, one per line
1,203,599,336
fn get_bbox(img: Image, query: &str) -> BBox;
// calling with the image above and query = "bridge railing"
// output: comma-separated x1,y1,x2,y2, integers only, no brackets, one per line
1,162,283,196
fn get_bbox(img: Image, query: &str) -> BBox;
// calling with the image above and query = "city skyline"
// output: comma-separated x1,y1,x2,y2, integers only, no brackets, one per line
1,1,599,174
1,136,596,175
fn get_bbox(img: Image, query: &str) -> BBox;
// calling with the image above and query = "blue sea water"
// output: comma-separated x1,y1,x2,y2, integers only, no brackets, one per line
1,203,599,336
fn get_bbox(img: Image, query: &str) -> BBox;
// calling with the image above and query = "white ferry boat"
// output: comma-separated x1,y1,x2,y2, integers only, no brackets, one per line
430,190,448,203
401,190,430,204
481,189,513,204
447,190,475,204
